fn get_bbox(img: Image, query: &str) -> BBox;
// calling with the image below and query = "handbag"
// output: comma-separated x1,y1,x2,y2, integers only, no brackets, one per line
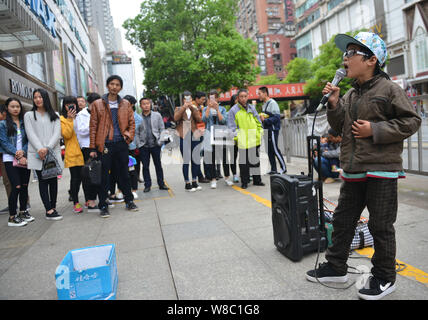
82,158,102,186
41,148,62,180
13,157,27,168
350,218,374,250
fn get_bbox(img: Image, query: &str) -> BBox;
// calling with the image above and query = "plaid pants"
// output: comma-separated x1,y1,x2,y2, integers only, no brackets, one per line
326,178,398,283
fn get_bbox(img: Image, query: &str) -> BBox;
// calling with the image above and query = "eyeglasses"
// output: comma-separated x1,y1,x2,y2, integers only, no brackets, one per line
343,49,370,59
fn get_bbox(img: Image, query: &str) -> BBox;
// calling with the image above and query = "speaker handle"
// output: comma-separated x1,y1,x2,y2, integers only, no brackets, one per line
307,135,326,232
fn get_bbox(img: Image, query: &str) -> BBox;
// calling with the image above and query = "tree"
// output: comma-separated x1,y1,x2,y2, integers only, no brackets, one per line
283,57,313,83
123,0,259,98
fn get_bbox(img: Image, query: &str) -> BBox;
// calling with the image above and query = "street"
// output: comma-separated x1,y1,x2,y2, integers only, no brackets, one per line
0,148,427,300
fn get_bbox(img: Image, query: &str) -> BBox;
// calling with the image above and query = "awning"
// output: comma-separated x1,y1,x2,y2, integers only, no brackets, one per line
408,74,428,85
0,0,58,55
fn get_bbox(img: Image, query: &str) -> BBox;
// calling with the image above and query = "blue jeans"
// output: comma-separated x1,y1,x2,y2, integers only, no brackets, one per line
179,133,202,182
314,157,339,179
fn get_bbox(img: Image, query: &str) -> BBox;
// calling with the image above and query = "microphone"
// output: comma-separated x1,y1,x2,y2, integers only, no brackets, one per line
316,68,347,112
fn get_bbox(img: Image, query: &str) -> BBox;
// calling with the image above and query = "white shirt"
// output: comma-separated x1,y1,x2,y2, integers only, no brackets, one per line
2,129,22,162
74,107,91,148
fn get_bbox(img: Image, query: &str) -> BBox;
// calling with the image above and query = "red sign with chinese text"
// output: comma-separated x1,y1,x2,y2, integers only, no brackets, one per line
218,83,307,102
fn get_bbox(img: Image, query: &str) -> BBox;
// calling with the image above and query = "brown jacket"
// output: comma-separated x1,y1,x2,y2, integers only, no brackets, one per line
327,75,421,173
173,104,203,139
89,95,135,153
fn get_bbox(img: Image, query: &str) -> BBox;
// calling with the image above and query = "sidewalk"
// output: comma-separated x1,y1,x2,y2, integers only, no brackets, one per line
0,149,427,300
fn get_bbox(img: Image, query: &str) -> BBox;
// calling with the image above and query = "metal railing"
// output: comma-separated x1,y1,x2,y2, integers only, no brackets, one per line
281,97,428,176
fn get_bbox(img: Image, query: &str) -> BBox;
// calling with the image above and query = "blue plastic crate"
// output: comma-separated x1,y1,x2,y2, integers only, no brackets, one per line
55,244,118,300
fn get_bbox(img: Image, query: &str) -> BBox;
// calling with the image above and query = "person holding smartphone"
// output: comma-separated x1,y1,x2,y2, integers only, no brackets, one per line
202,90,232,189
174,91,203,192
60,96,85,214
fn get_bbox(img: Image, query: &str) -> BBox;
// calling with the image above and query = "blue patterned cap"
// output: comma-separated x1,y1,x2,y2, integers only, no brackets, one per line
335,32,387,67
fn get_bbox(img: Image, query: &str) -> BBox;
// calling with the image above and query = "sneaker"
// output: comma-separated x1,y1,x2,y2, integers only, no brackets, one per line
73,203,83,214
109,196,124,203
126,201,139,212
225,178,234,186
19,210,35,222
99,206,110,218
116,192,124,200
8,215,27,227
192,181,202,191
46,210,63,221
133,191,139,199
358,276,396,300
306,262,348,283
210,180,217,189
87,205,100,213
106,199,115,208
185,183,196,192
233,175,240,183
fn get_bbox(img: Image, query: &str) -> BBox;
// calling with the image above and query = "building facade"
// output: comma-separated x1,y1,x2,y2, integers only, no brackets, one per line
293,0,428,101
0,0,103,110
236,0,297,79
77,0,117,53
106,51,137,98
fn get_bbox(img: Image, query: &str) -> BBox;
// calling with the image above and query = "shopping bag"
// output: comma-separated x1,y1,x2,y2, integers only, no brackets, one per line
41,148,62,180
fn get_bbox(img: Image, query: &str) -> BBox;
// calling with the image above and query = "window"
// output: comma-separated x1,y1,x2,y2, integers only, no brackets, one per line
415,27,428,71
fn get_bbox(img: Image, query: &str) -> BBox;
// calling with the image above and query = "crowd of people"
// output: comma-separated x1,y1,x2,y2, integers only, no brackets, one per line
0,72,290,226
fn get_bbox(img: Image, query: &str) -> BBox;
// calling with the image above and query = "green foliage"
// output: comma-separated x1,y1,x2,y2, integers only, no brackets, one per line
254,74,282,85
123,0,259,97
284,58,313,83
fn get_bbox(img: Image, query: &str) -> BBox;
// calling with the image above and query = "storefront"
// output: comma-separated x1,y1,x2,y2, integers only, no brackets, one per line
0,0,100,110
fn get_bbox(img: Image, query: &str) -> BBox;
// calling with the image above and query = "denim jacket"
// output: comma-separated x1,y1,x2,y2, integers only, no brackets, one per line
0,119,28,155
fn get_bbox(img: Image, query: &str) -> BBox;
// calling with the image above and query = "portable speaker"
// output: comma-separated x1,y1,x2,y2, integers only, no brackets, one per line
271,174,327,261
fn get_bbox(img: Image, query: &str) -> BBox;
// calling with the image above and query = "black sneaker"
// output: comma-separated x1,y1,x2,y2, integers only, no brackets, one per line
126,201,138,212
19,210,35,222
8,215,27,227
306,262,348,283
99,206,110,218
46,210,63,221
192,181,202,191
185,183,195,192
358,276,396,300
109,195,124,203
87,205,100,213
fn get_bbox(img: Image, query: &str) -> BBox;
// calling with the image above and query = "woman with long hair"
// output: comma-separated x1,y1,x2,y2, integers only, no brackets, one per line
24,88,63,220
0,98,34,226
60,96,84,213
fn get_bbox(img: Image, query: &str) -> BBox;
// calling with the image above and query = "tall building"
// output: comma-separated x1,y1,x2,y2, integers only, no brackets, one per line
0,0,102,109
77,0,117,52
293,0,428,107
236,0,297,80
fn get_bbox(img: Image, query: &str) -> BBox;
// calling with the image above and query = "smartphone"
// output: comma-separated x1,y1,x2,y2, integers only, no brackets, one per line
68,104,75,112
184,96,191,103
210,95,216,102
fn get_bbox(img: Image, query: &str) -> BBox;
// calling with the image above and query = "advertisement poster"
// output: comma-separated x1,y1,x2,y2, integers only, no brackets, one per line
53,45,65,93
68,50,78,96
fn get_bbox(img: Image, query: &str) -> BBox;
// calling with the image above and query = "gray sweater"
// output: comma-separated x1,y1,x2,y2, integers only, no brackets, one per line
24,111,63,171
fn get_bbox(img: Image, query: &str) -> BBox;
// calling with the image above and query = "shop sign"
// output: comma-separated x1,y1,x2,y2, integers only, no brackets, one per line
24,0,57,38
9,79,36,100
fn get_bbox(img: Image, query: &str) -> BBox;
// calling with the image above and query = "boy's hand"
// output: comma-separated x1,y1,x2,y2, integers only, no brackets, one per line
352,120,373,138
322,82,340,109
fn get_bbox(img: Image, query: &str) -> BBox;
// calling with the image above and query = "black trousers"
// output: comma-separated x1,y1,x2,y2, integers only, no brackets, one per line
238,146,261,184
97,140,133,209
326,178,398,283
36,170,58,212
4,162,30,216
139,145,164,188
267,130,286,173
129,149,140,191
69,166,83,204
